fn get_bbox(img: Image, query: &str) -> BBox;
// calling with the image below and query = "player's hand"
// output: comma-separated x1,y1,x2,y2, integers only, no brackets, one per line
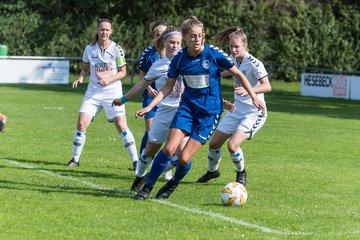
72,79,83,88
97,78,109,87
147,86,158,98
252,98,266,113
135,106,151,118
112,98,124,106
234,87,248,96
223,99,236,113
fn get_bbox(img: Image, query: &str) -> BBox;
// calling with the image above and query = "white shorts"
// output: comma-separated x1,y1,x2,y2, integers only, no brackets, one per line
79,91,126,121
148,106,178,144
216,110,267,140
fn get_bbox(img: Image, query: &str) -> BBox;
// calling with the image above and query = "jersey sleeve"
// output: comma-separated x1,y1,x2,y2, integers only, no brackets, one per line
115,44,126,68
82,46,90,64
144,61,167,81
138,45,157,73
167,52,181,79
211,45,234,70
252,59,268,80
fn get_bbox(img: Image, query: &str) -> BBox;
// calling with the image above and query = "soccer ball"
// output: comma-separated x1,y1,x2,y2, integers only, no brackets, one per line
0,113,7,132
220,182,248,207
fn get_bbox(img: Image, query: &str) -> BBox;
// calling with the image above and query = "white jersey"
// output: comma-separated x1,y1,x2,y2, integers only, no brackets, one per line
82,41,126,95
144,56,184,107
231,52,268,114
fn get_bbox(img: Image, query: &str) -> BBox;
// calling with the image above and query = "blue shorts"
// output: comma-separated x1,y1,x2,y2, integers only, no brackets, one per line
170,102,221,145
142,90,158,119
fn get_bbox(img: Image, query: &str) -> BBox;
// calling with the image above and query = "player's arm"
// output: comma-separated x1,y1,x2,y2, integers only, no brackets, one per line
72,63,89,88
221,70,232,78
112,78,154,106
228,65,266,112
254,76,272,93
135,77,176,117
139,69,157,97
234,76,272,96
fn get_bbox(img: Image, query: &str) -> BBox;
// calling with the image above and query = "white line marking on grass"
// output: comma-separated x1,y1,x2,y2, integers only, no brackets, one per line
1,158,127,194
152,199,311,236
0,158,340,236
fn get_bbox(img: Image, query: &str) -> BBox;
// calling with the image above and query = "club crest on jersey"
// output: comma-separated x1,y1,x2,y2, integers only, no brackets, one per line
202,60,210,69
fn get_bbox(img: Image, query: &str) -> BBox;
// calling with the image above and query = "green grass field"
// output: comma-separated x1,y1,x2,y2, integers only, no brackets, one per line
1,78,360,239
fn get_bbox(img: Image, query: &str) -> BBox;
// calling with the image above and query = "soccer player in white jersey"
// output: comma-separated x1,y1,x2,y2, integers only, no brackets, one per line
137,20,168,159
132,17,265,201
66,19,138,169
137,20,172,180
112,26,184,192
197,26,272,186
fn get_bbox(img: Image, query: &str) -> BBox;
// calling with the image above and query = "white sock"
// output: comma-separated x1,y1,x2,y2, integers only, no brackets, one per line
136,149,153,177
72,130,86,163
164,155,178,172
121,129,139,162
208,148,222,172
230,148,245,171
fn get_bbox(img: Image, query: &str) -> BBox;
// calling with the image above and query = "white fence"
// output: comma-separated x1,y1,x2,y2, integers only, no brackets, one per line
1,56,360,101
0,56,139,85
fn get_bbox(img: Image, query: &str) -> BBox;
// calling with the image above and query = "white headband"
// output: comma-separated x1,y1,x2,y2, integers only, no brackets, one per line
164,31,182,40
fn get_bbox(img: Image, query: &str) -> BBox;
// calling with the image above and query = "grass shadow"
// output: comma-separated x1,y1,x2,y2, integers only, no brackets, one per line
266,88,360,120
0,179,132,199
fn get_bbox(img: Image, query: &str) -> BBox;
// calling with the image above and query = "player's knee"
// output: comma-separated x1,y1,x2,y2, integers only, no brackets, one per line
177,157,191,166
209,140,222,150
227,140,239,154
77,121,88,131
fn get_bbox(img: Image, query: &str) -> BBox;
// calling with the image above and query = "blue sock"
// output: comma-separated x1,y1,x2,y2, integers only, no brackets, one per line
173,160,193,184
140,132,148,156
146,150,172,188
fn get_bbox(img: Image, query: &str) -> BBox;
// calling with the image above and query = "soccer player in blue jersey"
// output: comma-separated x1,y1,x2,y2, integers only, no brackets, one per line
197,26,272,186
133,16,265,200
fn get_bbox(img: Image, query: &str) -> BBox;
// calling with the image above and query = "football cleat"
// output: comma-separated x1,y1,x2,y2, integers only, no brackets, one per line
196,170,220,183
236,169,247,186
131,175,147,192
134,185,152,200
66,158,79,167
155,179,179,199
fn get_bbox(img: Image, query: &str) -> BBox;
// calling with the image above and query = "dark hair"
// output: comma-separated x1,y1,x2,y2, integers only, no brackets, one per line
92,18,112,45
154,26,181,57
212,26,248,50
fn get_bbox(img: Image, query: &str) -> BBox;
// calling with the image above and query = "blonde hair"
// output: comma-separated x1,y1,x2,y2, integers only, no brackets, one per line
150,19,169,34
155,26,181,57
149,19,169,44
212,26,248,50
181,16,205,45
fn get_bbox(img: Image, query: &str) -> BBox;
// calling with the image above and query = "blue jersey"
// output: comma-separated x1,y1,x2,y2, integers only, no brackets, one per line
139,45,158,98
168,44,234,115
139,45,159,72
